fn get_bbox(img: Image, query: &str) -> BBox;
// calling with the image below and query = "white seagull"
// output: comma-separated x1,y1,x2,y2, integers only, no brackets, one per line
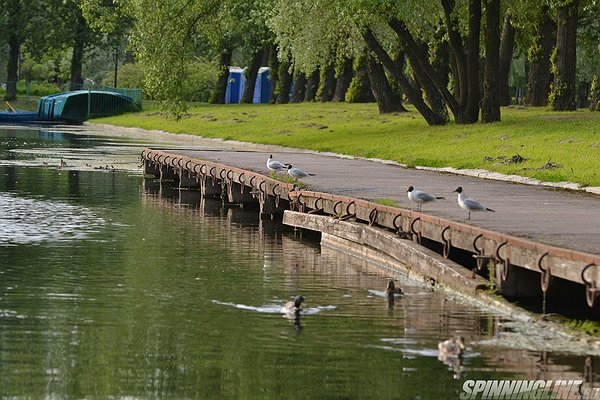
453,187,495,220
287,164,315,179
266,154,288,173
407,186,445,211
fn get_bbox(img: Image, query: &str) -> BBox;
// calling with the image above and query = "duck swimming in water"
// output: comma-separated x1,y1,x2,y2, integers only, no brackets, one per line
281,295,304,314
438,336,466,359
384,280,404,298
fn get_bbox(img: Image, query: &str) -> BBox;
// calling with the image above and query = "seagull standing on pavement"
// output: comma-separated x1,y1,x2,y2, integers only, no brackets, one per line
453,187,495,220
287,164,315,179
407,186,445,211
266,154,288,173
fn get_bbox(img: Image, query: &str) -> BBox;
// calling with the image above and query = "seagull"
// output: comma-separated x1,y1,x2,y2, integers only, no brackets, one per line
453,187,495,220
266,154,288,173
287,164,315,179
407,186,445,211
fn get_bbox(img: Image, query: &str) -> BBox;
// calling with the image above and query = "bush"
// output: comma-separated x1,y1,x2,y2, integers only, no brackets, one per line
181,60,218,103
0,80,62,97
102,63,145,90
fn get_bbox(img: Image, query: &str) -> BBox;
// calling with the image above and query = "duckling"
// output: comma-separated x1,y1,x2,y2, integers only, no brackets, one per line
281,295,304,314
384,280,404,298
438,335,466,359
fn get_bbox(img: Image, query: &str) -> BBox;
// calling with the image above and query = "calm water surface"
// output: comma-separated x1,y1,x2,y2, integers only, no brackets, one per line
0,126,597,399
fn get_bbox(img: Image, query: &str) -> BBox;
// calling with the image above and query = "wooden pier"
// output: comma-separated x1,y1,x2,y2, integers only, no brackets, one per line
141,148,600,310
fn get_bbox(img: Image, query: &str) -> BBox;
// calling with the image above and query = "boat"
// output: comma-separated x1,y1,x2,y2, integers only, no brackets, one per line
0,110,42,124
37,90,135,123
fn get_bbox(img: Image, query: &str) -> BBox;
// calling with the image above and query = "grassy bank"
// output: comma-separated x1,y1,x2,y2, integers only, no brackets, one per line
94,102,600,186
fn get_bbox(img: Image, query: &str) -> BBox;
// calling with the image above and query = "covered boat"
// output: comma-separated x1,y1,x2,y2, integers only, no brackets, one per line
37,90,135,123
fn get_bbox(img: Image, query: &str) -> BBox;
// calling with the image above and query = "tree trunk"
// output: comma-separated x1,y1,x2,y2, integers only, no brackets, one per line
442,0,468,108
318,63,336,102
333,57,353,102
268,46,280,104
291,70,306,102
481,0,501,122
464,0,482,123
5,0,21,101
69,10,87,91
6,33,20,101
589,76,600,111
499,14,516,106
276,61,292,104
387,19,451,122
241,48,265,103
525,5,555,106
550,0,579,111
366,54,405,113
363,29,448,126
304,69,320,101
212,47,233,104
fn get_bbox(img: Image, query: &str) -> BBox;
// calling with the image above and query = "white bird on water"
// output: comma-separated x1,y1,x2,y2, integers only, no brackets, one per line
266,154,288,173
287,164,315,179
453,187,495,220
407,186,445,211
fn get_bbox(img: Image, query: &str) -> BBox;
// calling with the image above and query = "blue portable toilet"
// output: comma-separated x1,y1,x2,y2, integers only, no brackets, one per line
225,67,246,104
253,67,271,104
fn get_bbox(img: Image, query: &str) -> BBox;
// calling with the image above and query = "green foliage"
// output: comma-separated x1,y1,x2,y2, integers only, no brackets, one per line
181,60,219,103
102,63,144,89
0,80,61,97
96,102,600,186
565,319,600,337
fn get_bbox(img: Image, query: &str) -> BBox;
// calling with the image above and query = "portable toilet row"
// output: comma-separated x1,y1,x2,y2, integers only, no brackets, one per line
225,66,271,104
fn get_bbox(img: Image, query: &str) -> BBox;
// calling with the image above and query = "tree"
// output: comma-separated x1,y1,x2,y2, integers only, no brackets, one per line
499,14,516,105
549,0,579,110
525,4,555,106
481,0,501,122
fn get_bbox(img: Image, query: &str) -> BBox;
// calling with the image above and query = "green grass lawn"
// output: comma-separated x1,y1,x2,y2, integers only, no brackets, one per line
94,102,600,186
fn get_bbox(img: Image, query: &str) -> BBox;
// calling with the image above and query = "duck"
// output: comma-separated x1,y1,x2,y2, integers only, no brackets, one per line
438,336,466,359
407,186,445,211
281,295,304,314
453,187,495,220
384,280,404,298
266,154,288,173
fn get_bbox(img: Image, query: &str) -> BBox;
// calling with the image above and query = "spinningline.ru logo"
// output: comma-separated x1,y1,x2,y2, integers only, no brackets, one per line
460,380,600,399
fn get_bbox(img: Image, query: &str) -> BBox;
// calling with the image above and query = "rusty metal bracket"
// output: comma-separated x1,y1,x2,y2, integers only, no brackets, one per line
472,234,495,271
339,201,356,221
296,192,304,212
538,252,551,293
582,263,600,307
308,197,323,214
238,173,245,193
333,201,343,217
271,183,280,207
369,208,378,226
254,180,266,203
209,166,217,185
441,226,452,258
410,217,422,244
495,241,511,282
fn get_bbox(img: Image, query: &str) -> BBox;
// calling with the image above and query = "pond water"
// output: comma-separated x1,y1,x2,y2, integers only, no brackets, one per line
0,126,598,399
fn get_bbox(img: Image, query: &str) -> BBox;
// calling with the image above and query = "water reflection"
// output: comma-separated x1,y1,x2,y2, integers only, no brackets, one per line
1,126,599,398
